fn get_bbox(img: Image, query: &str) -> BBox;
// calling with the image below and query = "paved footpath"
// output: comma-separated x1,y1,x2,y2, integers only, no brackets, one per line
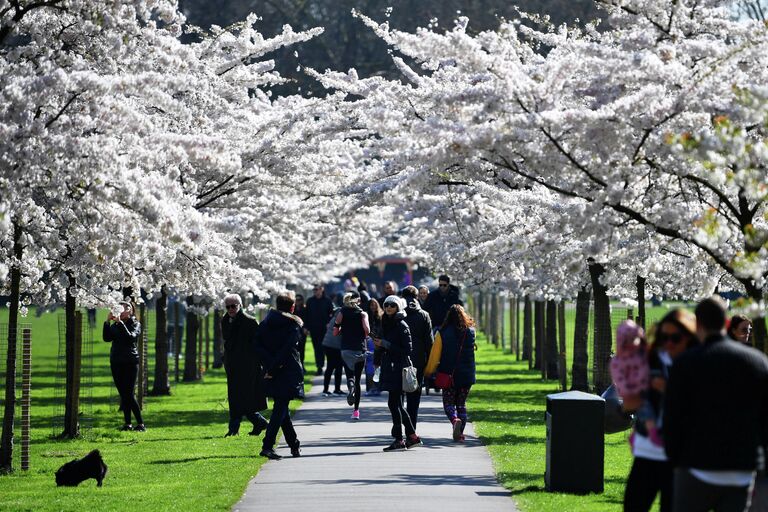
234,377,517,511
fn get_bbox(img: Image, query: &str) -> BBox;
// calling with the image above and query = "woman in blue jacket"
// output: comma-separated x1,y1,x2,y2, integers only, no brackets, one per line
425,304,476,442
374,296,421,451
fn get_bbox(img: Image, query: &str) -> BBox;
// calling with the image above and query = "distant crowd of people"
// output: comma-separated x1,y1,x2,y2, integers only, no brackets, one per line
610,297,768,512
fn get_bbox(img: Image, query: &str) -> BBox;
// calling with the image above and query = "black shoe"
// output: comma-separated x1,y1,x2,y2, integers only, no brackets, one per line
383,439,407,452
260,449,282,460
249,420,268,436
224,430,239,437
120,424,133,431
346,385,355,406
405,435,422,448
315,368,324,376
332,389,345,396
290,441,301,458
134,424,146,432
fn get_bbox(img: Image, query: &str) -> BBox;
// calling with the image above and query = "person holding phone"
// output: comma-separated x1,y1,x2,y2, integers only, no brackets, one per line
103,301,145,431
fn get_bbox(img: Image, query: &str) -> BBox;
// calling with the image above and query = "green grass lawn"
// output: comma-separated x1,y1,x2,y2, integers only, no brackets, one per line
469,334,636,512
0,303,666,511
0,307,314,512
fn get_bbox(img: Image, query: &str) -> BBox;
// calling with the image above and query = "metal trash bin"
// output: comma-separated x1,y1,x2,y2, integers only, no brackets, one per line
545,390,605,493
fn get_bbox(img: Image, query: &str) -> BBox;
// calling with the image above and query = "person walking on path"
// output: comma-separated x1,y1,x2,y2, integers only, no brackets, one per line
220,293,268,437
254,291,305,460
376,280,399,306
374,295,421,451
305,284,334,376
424,275,463,328
401,285,433,428
664,297,768,512
103,301,145,431
728,314,753,346
321,307,345,397
333,291,370,420
620,309,698,512
425,304,476,442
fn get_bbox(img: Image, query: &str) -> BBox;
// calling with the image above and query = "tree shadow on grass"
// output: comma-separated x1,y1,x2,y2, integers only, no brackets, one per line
149,455,255,464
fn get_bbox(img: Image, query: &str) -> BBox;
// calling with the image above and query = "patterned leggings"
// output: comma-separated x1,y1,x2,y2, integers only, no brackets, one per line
442,386,471,427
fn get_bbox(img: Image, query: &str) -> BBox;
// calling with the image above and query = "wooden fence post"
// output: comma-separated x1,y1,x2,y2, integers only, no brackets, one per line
21,328,31,471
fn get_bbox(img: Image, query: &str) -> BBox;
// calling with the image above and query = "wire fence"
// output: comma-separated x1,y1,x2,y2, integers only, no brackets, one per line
53,312,94,437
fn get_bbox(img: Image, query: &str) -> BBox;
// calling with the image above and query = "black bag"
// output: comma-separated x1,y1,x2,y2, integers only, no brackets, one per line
601,384,633,434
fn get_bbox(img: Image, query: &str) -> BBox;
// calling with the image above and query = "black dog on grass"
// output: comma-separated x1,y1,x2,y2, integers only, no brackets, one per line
55,449,108,487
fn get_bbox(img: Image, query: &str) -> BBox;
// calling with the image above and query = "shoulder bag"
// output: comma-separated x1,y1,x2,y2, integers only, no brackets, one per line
402,356,419,393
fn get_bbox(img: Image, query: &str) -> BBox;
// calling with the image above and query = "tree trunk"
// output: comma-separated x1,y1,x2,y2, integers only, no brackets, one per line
477,292,484,334
571,287,590,392
490,292,499,347
61,273,81,438
636,276,646,329
589,261,613,394
183,297,200,381
174,301,181,383
534,300,545,375
0,221,22,472
523,296,532,367
558,301,568,391
545,300,559,380
204,314,210,371
151,287,170,396
213,309,223,369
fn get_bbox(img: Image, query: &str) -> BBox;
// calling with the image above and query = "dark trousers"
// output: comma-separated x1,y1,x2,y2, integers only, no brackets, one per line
344,361,364,410
387,391,415,440
262,398,298,451
309,329,326,370
405,367,425,428
110,361,143,425
673,468,753,512
228,411,267,434
323,348,343,392
624,457,673,512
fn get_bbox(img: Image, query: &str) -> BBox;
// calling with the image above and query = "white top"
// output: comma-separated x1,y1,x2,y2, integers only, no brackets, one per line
633,432,667,461
689,469,755,487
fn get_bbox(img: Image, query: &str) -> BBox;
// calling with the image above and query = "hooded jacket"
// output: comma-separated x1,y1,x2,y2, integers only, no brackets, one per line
404,297,433,370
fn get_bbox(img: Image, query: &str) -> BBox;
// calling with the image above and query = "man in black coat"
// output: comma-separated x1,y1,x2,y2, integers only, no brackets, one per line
424,275,463,328
402,286,433,428
304,284,334,375
221,294,268,437
254,291,304,460
664,296,768,512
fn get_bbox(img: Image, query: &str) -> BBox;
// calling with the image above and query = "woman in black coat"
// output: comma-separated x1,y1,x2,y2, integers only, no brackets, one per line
254,292,304,460
425,304,477,442
221,294,268,437
374,296,421,451
103,301,145,431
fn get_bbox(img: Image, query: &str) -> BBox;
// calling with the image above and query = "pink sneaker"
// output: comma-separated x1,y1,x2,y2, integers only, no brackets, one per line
351,410,360,420
452,417,462,441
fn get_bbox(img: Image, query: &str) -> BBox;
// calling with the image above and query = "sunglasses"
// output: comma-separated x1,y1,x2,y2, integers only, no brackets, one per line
384,303,398,309
439,283,449,288
225,304,239,310
658,332,684,344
